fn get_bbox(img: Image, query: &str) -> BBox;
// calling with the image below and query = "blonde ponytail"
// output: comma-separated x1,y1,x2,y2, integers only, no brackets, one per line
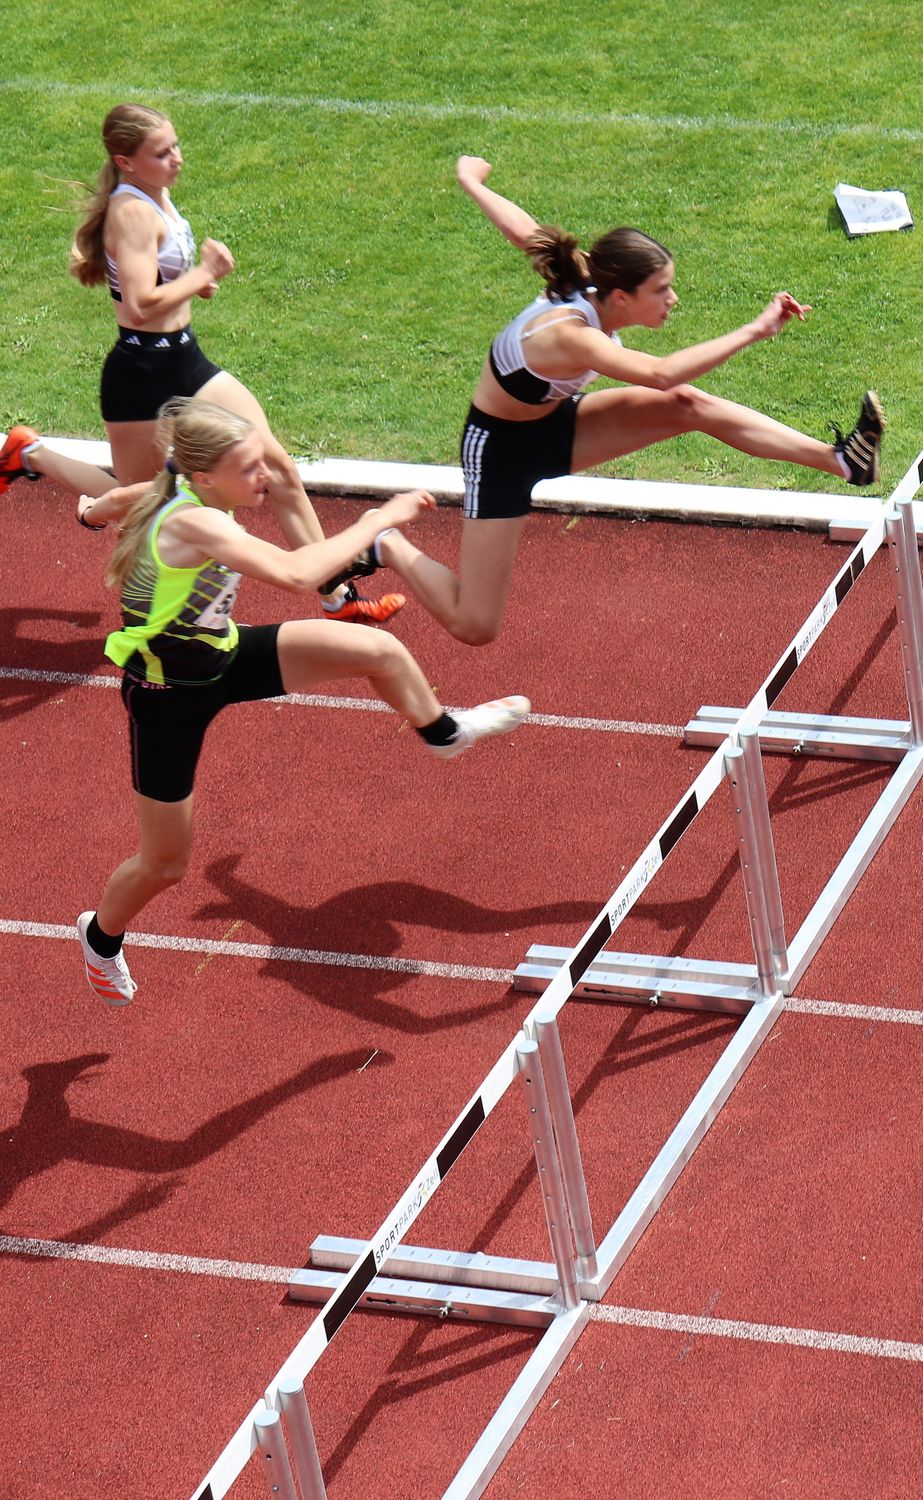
106,470,177,590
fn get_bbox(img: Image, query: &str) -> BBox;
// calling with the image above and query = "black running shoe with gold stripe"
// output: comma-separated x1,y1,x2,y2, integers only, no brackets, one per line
319,546,379,595
831,391,885,486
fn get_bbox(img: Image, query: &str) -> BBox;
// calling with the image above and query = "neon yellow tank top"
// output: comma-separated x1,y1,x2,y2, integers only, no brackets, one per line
105,485,242,686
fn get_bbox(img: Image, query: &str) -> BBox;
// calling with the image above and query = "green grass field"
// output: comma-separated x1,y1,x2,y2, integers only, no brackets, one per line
3,0,923,492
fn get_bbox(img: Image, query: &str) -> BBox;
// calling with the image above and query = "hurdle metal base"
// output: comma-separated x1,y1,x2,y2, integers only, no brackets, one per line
514,945,763,1013
684,706,912,761
308,1234,563,1296
288,1238,591,1499
289,1267,559,1328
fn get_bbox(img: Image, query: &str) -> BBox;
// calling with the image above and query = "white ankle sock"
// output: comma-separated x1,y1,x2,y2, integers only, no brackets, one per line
373,528,395,566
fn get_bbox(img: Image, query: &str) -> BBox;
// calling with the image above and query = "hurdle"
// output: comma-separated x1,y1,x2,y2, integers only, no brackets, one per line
515,453,923,1012
191,1008,598,1500
191,454,923,1500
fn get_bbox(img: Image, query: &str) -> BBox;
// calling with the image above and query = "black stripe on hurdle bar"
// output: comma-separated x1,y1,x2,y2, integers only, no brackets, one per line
569,911,612,986
659,790,699,860
194,1488,214,1500
322,1248,377,1341
765,647,798,708
436,1096,486,1177
835,551,867,606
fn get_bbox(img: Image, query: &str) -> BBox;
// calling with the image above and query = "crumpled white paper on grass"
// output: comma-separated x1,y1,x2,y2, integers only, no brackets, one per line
834,182,913,237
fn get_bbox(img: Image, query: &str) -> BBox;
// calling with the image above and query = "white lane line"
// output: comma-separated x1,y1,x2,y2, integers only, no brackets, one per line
3,1233,920,1364
591,1303,923,1363
0,666,683,737
0,1234,293,1284
0,666,123,691
1,78,920,145
1,918,922,1024
0,919,511,983
785,997,923,1026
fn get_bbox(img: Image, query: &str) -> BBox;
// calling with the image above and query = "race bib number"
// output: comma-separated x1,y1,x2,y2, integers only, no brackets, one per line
196,572,242,628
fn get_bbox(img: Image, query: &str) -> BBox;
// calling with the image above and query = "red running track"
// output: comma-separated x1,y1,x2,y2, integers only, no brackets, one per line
0,478,921,1498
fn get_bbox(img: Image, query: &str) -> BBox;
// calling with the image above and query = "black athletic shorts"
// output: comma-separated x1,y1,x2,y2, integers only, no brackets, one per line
100,325,222,423
121,624,285,802
460,397,581,520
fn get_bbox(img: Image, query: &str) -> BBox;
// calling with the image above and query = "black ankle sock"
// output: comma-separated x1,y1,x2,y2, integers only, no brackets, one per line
416,711,460,747
87,914,124,958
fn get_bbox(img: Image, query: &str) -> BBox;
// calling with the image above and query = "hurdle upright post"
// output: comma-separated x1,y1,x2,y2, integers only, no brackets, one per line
253,1408,300,1500
886,496,923,746
516,1038,580,1311
739,727,787,981
725,744,781,998
278,1377,327,1500
533,1012,598,1281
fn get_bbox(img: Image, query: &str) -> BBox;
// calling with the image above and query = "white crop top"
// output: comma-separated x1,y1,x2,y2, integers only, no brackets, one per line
106,183,196,303
489,289,622,405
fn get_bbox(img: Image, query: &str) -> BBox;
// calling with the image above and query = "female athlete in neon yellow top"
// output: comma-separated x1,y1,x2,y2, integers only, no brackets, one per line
75,399,530,1006
105,484,241,686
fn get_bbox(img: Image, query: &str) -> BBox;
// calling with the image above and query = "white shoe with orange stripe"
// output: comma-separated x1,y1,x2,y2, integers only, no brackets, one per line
76,912,137,1005
427,695,531,759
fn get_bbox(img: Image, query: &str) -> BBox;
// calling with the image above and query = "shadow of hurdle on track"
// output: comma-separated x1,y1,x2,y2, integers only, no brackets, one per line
194,853,602,1035
0,1046,388,1243
622,601,898,958
471,1006,736,1255
625,746,890,963
318,1319,537,1488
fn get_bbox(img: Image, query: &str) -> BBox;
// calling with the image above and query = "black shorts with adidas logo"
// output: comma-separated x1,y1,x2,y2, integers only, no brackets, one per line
100,325,222,423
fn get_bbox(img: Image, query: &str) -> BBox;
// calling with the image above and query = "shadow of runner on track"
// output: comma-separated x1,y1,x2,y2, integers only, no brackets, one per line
0,1047,391,1240
0,606,105,722
193,854,602,1036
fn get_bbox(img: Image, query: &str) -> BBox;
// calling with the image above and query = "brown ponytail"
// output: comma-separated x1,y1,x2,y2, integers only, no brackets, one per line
70,103,169,287
524,225,591,302
524,223,671,301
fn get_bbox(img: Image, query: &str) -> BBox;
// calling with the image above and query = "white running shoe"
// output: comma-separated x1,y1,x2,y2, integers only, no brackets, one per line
428,696,531,760
76,911,137,1005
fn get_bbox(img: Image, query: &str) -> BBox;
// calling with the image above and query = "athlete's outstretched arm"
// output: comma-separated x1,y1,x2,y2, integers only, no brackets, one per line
167,489,436,594
548,291,812,392
456,157,539,251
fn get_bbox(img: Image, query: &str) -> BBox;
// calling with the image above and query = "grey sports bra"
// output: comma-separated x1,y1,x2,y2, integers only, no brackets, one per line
488,289,622,404
105,184,196,303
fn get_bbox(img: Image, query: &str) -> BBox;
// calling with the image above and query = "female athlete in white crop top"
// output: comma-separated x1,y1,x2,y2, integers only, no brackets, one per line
103,181,197,301
350,157,884,647
1,103,401,625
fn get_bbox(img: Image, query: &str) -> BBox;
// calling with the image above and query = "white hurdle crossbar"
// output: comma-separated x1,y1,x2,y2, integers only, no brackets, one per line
190,454,923,1500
